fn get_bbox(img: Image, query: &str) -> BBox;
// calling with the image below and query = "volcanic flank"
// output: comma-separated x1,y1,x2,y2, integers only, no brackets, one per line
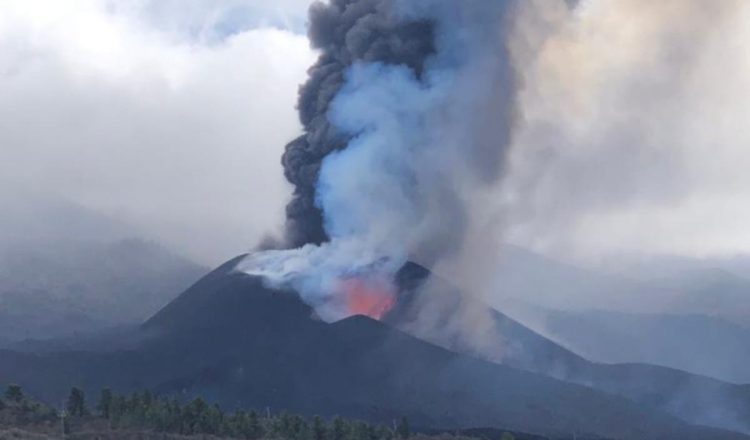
3,256,750,439
4,1,750,440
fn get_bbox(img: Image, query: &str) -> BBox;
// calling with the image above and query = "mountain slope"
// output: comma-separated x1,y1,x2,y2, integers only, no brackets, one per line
0,239,206,342
0,189,207,342
386,262,750,434
0,257,745,440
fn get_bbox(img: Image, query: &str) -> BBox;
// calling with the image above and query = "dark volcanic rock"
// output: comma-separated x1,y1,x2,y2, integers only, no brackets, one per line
0,256,748,440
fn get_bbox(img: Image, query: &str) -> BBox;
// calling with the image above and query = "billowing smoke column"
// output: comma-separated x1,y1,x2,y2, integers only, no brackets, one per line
282,0,436,248
241,0,517,321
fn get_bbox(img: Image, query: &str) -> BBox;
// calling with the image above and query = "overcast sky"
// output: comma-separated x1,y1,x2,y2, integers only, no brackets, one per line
503,0,750,263
2,0,750,266
0,0,315,264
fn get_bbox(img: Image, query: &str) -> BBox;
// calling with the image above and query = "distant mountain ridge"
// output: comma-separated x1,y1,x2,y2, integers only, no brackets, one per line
0,238,206,342
0,189,207,343
0,187,135,246
503,302,750,384
490,245,750,326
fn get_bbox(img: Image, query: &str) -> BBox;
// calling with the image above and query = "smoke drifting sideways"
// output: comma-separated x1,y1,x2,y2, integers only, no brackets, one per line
239,0,517,321
502,0,749,260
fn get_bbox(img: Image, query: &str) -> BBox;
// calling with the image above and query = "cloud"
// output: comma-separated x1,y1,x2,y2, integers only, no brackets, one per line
0,0,316,264
502,0,750,260
5,0,750,268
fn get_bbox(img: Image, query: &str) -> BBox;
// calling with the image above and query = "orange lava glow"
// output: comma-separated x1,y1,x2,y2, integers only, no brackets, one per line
339,278,396,320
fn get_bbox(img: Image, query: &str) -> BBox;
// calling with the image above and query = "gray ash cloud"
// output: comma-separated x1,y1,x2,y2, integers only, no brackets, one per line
281,0,435,247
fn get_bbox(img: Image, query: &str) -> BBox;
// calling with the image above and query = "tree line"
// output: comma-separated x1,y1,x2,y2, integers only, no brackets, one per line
0,383,57,426
2,384,416,440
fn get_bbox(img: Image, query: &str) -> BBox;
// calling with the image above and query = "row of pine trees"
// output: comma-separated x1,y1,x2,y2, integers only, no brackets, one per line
3,384,413,440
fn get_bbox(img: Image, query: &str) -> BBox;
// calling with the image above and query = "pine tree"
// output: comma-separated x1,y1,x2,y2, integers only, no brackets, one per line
203,403,223,434
289,414,310,440
67,387,86,417
313,415,327,440
396,417,410,439
97,388,113,419
376,424,394,440
184,397,209,434
352,421,370,440
4,384,23,403
166,399,182,433
141,390,153,408
110,394,127,427
248,410,263,440
331,416,347,440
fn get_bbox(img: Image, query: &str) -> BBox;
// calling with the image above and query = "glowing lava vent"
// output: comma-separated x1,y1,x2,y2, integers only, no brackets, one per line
338,277,396,320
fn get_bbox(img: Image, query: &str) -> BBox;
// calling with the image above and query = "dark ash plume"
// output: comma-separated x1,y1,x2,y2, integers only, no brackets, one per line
281,0,435,247
245,0,520,321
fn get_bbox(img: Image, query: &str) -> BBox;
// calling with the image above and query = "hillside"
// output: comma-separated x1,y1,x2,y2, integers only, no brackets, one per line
0,238,206,342
384,263,750,434
0,189,206,343
0,257,747,440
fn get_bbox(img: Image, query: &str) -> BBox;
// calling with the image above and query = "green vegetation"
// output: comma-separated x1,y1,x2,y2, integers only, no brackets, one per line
90,390,394,439
0,384,537,440
0,384,476,440
4,386,23,403
0,385,57,432
66,388,86,419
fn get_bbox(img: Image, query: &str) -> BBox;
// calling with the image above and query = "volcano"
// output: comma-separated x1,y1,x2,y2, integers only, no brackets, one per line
0,256,749,440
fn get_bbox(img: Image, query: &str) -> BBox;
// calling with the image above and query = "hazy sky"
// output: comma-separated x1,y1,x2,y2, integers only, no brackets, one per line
0,0,315,264
3,0,750,266
503,0,750,262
